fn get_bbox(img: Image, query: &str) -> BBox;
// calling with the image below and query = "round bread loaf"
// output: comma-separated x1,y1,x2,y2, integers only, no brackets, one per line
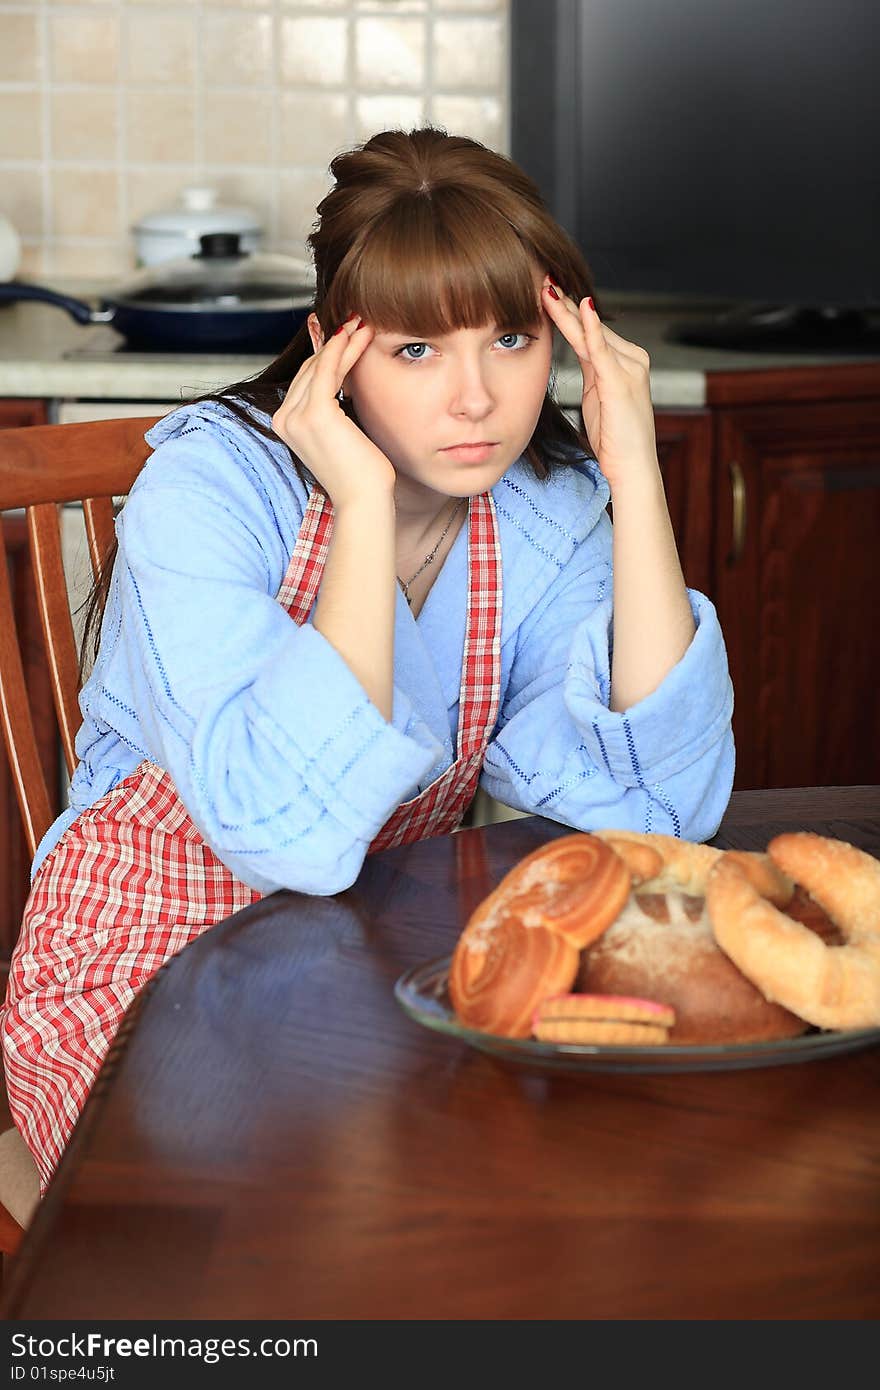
577,889,813,1044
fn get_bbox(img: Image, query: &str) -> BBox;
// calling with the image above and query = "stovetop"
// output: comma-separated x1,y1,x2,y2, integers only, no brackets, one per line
61,326,268,363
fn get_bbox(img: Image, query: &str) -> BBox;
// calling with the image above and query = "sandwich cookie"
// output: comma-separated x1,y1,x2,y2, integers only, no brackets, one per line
532,993,676,1045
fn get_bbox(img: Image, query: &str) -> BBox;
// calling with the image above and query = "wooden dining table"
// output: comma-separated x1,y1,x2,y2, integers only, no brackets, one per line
3,785,880,1320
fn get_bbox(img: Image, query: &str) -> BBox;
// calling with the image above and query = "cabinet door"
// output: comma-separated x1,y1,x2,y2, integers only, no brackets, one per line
654,411,713,595
714,399,880,790
0,399,55,968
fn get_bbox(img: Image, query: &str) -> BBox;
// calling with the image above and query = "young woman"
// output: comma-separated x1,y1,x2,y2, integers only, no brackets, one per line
3,128,734,1188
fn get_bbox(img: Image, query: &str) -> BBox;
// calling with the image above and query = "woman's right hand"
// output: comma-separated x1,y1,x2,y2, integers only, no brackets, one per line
272,315,396,510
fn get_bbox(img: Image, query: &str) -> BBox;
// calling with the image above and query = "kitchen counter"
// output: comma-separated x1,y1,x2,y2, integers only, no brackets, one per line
1,283,877,408
0,295,268,404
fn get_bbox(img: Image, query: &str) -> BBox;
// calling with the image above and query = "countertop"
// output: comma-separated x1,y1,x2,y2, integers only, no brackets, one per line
0,294,268,405
1,283,878,408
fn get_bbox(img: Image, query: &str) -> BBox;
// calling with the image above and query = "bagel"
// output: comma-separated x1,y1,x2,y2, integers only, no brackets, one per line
449,834,630,1037
706,832,880,1031
712,849,794,909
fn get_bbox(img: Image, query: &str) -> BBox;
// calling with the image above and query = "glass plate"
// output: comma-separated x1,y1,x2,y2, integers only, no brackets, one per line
394,955,880,1075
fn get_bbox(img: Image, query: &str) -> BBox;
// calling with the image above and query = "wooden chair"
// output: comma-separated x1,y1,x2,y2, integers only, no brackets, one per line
0,414,161,1257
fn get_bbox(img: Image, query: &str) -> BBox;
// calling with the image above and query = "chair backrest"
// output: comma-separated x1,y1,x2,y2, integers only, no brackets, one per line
0,415,161,859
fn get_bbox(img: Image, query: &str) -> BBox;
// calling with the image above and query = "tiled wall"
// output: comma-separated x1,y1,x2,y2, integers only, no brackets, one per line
0,0,509,281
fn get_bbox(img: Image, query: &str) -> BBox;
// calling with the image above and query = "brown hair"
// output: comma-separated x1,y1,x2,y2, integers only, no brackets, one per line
82,127,600,667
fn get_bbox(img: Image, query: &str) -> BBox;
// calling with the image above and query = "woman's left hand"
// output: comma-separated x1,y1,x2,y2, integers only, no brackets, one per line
541,278,659,495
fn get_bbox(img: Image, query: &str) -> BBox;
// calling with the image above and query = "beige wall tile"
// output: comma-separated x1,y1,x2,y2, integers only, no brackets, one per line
354,1,427,12
434,0,505,10
49,12,121,86
280,17,349,87
126,90,196,164
210,168,275,204
430,95,504,149
0,166,44,237
17,244,46,278
0,12,41,84
51,89,119,163
52,168,121,239
354,95,425,143
279,93,349,166
433,17,504,89
125,12,197,87
203,12,274,88
46,241,128,280
5,0,510,276
208,169,275,239
0,91,43,162
126,169,198,228
279,168,335,255
354,18,426,89
203,91,274,167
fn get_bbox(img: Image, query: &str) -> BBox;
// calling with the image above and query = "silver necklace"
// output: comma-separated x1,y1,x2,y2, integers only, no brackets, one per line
397,497,466,607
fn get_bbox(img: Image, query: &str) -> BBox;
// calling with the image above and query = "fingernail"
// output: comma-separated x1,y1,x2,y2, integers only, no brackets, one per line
355,318,364,330
334,322,346,335
588,296,595,312
547,284,560,300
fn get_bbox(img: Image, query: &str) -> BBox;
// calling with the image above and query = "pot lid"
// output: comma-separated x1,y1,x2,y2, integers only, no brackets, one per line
113,234,316,313
132,186,263,238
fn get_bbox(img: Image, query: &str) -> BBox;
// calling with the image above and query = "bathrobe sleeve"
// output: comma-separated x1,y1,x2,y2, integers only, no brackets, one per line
480,506,735,841
94,411,444,895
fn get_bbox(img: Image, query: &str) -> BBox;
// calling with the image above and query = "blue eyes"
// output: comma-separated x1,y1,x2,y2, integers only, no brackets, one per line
395,332,532,363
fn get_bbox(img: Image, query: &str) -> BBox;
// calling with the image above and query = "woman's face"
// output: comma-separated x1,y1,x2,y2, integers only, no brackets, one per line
335,268,554,502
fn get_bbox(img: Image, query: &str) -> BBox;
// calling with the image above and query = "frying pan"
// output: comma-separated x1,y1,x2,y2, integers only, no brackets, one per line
0,234,313,354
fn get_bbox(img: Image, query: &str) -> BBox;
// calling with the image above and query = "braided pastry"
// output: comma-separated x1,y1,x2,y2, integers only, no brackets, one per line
449,834,630,1037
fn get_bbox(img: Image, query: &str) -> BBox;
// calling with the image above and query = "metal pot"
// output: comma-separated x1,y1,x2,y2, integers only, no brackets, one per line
132,185,263,268
0,234,314,354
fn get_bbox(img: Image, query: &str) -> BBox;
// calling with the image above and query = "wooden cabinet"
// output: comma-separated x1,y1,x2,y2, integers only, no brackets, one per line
709,369,880,790
0,399,57,969
551,371,878,791
654,410,714,596
655,364,880,791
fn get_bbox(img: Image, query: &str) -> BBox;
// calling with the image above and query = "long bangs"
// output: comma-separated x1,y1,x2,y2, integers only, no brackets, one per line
322,188,546,338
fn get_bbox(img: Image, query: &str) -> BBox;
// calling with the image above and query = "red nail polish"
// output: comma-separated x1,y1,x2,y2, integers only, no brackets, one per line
588,296,595,311
334,322,346,335
547,284,560,300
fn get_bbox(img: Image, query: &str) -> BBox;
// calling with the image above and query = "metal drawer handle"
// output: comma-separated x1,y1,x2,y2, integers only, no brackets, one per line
727,459,747,566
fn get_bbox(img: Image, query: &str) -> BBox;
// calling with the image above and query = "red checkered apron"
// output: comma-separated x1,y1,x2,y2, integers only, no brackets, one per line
3,486,502,1188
